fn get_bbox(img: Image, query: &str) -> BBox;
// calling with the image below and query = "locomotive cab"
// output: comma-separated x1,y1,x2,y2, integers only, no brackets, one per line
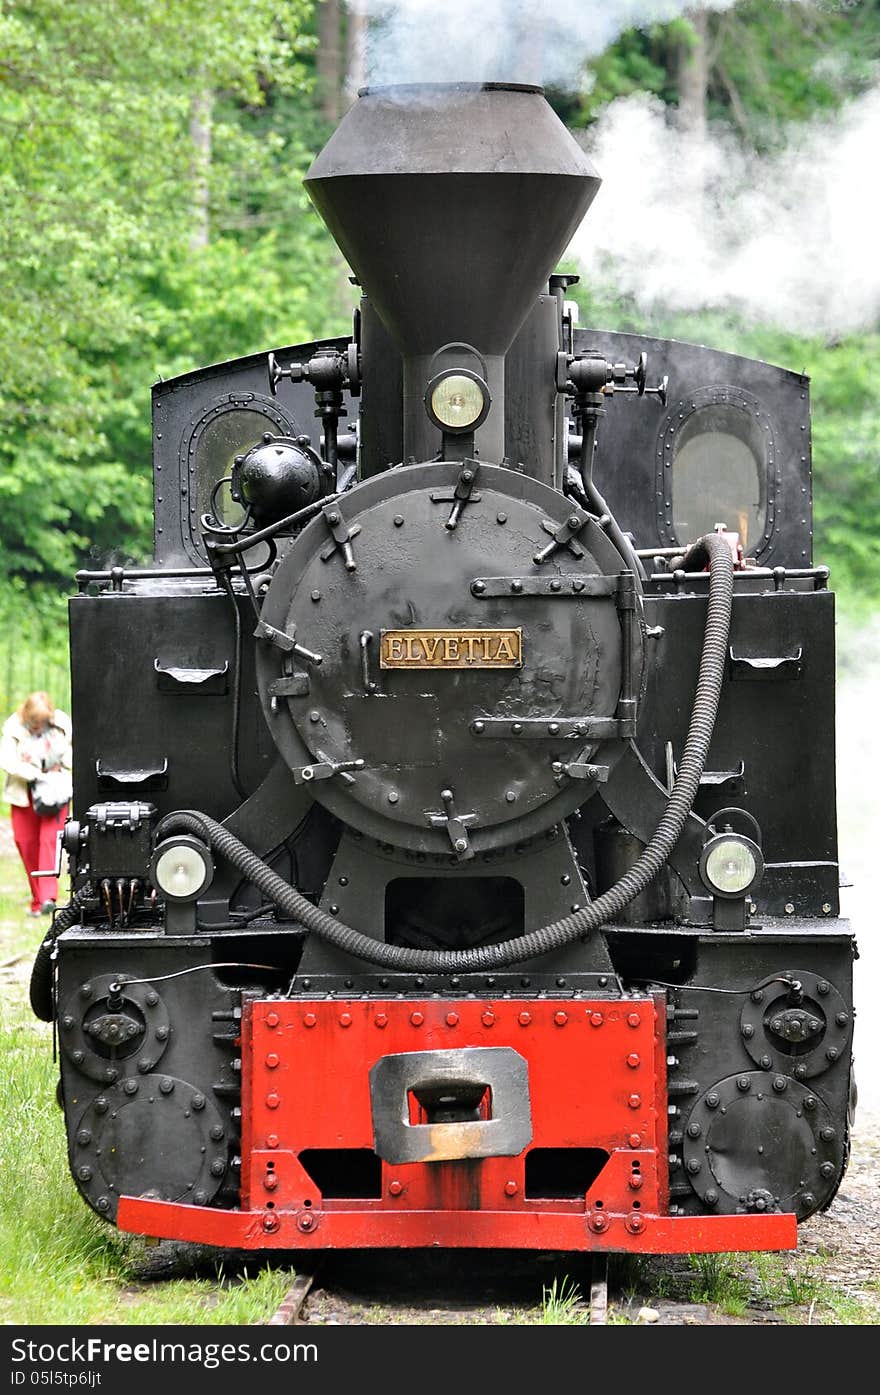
42,82,854,1257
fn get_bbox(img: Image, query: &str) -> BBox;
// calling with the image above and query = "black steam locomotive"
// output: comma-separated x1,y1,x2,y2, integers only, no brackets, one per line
33,83,855,1257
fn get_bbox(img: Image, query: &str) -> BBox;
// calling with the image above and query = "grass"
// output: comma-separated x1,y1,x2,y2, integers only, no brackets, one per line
688,1254,750,1315
608,1248,878,1325
539,1276,586,1324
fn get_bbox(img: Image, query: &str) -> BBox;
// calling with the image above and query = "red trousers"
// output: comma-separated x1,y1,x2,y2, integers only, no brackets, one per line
10,794,67,911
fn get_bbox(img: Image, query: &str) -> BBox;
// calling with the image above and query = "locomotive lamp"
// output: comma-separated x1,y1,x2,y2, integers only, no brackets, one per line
425,369,490,434
701,834,761,896
700,830,764,930
232,434,324,524
150,836,214,903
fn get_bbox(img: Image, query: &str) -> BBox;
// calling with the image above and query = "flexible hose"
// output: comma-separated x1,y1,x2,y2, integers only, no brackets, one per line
155,532,733,972
29,886,92,1022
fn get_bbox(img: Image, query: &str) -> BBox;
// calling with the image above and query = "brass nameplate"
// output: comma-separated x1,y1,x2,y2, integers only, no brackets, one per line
380,628,522,669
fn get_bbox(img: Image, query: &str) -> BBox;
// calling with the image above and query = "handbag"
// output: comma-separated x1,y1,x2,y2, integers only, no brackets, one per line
31,766,72,817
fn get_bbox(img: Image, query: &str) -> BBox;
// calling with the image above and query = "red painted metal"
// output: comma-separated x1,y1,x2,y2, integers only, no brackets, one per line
117,1194,797,1251
114,995,799,1254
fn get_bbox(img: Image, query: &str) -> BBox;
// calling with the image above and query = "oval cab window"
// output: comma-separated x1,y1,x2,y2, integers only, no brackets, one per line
194,407,285,526
180,395,300,566
671,402,767,550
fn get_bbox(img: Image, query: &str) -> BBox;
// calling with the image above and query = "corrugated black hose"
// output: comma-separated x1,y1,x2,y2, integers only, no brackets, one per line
29,886,93,1022
155,532,734,973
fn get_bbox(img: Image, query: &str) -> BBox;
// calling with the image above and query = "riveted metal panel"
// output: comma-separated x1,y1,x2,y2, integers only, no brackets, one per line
116,991,795,1253
573,329,812,569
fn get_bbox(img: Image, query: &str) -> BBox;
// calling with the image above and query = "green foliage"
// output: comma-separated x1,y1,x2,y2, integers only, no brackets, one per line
0,578,70,720
689,1252,750,1313
557,20,691,126
0,0,344,582
0,0,877,607
88,226,348,572
1,0,313,416
608,1247,870,1323
540,1274,586,1323
0,874,301,1324
558,1,880,136
803,336,880,607
709,0,880,142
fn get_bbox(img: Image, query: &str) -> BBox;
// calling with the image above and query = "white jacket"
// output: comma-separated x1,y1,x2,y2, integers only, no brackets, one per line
0,709,73,809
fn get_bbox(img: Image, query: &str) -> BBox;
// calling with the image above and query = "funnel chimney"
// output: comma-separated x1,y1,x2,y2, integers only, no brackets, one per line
305,83,600,463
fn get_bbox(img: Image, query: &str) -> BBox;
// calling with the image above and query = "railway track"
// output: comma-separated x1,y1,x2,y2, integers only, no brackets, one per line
268,1271,315,1325
265,1256,610,1326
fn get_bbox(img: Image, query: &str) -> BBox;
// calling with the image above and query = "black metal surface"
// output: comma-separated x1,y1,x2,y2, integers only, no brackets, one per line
254,460,641,855
358,292,566,482
636,585,839,917
80,802,157,881
306,85,598,464
296,821,614,979
151,338,353,566
69,588,274,822
658,930,853,1220
57,938,247,1221
305,85,599,359
574,328,813,568
45,79,857,1244
737,968,851,1078
235,436,323,523
681,1072,844,1219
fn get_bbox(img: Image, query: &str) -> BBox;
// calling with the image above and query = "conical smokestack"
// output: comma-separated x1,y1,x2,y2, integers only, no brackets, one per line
305,83,600,462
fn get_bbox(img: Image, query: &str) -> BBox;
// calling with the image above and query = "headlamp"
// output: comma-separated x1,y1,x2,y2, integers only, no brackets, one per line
425,370,490,434
151,836,214,902
699,833,763,899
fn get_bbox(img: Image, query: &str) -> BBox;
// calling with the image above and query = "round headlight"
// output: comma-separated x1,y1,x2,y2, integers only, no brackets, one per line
151,837,214,902
700,834,762,898
426,370,490,433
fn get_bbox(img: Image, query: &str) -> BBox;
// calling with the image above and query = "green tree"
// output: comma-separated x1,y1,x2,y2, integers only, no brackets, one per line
0,0,344,584
558,1,880,137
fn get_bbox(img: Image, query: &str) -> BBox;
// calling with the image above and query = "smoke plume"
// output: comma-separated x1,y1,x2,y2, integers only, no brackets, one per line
572,87,880,335
346,2,879,336
348,0,741,89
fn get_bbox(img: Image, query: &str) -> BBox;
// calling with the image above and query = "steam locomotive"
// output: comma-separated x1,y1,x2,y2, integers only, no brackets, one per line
33,82,855,1257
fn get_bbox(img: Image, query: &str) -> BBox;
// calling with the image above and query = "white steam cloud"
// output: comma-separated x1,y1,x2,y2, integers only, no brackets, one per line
348,0,742,89
572,88,880,335
346,0,879,336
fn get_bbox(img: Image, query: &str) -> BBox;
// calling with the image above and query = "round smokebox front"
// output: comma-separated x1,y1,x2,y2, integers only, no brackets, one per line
256,461,643,856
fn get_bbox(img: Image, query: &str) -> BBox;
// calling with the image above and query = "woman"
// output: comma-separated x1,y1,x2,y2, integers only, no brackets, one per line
0,691,72,916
